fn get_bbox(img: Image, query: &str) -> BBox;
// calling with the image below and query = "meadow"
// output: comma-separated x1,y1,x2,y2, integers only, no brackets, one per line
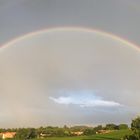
33,129,131,140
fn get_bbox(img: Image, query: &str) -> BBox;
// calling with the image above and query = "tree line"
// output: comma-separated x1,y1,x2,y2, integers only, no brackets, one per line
123,116,140,140
0,123,129,139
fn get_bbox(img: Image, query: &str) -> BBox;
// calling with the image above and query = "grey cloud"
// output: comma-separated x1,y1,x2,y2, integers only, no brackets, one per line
0,30,140,127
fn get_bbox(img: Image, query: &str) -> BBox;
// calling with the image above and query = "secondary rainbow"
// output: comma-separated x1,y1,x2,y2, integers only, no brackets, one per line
0,27,140,51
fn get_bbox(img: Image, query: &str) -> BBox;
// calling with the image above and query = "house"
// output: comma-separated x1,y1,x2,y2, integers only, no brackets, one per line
0,132,16,139
96,130,112,134
71,131,83,136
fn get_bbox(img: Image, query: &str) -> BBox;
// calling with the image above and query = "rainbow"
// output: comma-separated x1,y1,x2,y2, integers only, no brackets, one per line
0,27,140,51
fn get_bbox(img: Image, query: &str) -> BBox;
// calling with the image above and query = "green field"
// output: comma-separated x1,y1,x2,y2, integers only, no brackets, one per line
33,129,131,140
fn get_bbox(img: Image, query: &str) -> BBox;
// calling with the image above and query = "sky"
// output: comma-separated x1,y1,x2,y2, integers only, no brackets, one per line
0,0,140,128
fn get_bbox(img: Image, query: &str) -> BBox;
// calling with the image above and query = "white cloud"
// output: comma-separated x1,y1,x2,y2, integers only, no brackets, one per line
49,94,121,108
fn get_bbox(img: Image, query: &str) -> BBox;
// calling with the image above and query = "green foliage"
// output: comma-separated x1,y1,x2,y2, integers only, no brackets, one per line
0,129,131,140
15,128,37,139
105,123,118,130
70,126,88,132
15,128,29,139
118,124,128,130
123,116,140,140
93,125,103,131
0,124,132,140
31,129,131,140
0,128,17,133
36,126,71,137
123,133,138,140
83,128,95,135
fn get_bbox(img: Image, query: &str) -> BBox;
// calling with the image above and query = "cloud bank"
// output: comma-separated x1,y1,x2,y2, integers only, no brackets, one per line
0,29,140,127
49,93,121,108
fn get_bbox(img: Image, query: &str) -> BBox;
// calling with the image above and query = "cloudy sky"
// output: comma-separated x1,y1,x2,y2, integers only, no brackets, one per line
0,0,140,128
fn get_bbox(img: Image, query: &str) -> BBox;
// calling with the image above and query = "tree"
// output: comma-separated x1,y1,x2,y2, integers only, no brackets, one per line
83,128,95,135
27,128,37,139
131,117,140,139
124,134,138,140
105,124,118,130
94,125,103,132
123,116,140,140
15,128,30,139
118,124,128,130
15,128,37,139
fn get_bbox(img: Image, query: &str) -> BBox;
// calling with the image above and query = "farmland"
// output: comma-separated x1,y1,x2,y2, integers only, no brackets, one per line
32,129,131,140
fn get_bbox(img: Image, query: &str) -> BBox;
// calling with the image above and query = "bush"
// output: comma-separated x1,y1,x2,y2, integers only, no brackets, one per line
119,124,128,130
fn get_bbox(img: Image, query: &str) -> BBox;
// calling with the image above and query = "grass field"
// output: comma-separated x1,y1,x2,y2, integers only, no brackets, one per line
34,129,131,140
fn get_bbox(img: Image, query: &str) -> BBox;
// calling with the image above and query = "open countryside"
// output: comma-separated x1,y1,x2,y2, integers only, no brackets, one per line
1,1,140,140
0,129,132,140
1,117,140,140
33,130,131,140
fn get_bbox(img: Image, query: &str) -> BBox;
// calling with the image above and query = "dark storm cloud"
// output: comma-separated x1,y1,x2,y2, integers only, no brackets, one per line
0,0,140,45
